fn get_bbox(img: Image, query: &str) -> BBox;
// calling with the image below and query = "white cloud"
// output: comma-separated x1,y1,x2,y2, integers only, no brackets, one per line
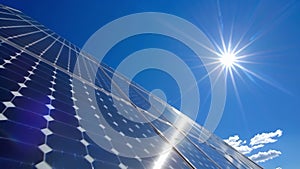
224,129,283,164
275,167,282,169
224,135,254,154
250,129,283,146
251,144,264,150
249,150,281,163
224,136,266,155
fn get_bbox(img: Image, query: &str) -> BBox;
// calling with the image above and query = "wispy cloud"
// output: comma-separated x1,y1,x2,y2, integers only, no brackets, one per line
249,149,281,163
224,129,283,163
224,135,261,154
250,129,282,146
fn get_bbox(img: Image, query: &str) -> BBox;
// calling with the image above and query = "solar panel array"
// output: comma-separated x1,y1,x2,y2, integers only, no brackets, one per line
0,4,261,169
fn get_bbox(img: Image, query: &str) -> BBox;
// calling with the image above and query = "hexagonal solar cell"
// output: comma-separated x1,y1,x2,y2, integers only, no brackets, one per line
0,4,262,169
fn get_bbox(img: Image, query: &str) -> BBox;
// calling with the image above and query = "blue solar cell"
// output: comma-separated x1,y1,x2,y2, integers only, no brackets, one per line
93,160,120,169
5,62,32,75
41,41,62,62
54,79,71,92
43,29,55,35
0,87,13,101
96,91,157,138
0,27,38,39
0,76,20,91
12,57,35,69
56,45,69,70
176,138,219,169
118,157,145,168
0,68,28,83
68,48,78,72
25,80,52,95
52,91,73,105
18,52,38,63
4,107,47,129
56,69,70,80
9,32,47,49
95,67,113,91
0,138,43,164
129,85,151,110
0,103,5,113
94,70,107,89
36,64,54,75
0,11,21,19
12,97,49,115
0,5,23,15
48,121,82,140
191,138,237,169
1,42,21,52
20,87,50,104
50,109,78,126
0,21,29,34
0,44,19,57
46,151,91,169
38,61,55,71
26,76,52,90
47,134,86,155
50,33,60,39
31,70,53,83
51,100,75,114
87,143,120,164
0,157,33,169
0,121,45,145
26,36,55,56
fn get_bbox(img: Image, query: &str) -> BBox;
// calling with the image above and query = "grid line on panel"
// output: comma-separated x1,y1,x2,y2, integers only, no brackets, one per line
97,64,199,168
1,7,92,66
53,39,64,65
1,6,171,105
72,58,193,168
1,6,70,50
35,66,56,168
0,17,28,22
70,81,95,168
100,66,177,128
120,84,225,168
24,33,55,49
0,6,174,112
182,121,250,168
0,50,32,114
81,53,94,82
188,134,238,168
66,41,72,71
150,124,196,169
188,126,260,168
5,29,44,41
0,35,185,168
0,24,36,29
0,35,175,132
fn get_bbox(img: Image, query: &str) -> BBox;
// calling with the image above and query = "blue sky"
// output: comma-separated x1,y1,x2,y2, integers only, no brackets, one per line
2,0,300,168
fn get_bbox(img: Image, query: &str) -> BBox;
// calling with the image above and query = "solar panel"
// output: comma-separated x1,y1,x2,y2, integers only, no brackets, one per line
0,4,262,169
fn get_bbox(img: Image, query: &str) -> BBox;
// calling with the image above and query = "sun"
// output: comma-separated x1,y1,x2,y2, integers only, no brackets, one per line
219,51,237,69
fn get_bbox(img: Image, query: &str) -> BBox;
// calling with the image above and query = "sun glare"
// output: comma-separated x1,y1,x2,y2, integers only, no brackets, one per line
220,51,237,68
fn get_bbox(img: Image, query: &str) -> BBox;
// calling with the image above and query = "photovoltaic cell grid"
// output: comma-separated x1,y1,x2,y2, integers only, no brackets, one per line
0,4,261,169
